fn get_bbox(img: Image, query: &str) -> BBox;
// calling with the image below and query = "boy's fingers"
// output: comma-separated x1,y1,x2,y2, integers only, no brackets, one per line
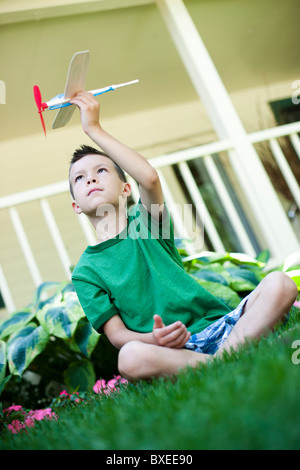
153,318,189,347
71,91,95,103
153,314,165,329
165,330,191,349
167,329,189,347
70,92,97,108
154,323,186,344
160,321,185,337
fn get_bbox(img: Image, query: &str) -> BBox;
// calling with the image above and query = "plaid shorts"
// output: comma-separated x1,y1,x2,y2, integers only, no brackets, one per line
184,294,250,355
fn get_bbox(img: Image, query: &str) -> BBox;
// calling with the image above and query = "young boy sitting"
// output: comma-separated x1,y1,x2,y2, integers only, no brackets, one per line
69,91,298,381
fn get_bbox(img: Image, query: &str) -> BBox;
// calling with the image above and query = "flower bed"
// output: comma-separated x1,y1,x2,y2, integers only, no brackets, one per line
1,375,127,435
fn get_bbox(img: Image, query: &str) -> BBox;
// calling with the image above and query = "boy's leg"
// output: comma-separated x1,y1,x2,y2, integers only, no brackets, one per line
216,271,297,356
118,272,297,381
118,341,210,381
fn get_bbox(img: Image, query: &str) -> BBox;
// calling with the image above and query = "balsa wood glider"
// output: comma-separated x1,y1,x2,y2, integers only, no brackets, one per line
33,50,138,136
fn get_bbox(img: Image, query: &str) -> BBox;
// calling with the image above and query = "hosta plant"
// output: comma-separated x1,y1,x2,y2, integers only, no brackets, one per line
0,281,118,408
177,245,300,309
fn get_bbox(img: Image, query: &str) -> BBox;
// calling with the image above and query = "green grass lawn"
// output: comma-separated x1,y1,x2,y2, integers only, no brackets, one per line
1,305,300,450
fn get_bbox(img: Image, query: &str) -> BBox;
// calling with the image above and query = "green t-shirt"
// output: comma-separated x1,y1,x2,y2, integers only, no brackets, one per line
72,201,231,335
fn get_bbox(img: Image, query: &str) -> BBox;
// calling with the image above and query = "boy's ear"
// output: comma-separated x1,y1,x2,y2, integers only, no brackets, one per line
122,182,131,198
72,200,83,215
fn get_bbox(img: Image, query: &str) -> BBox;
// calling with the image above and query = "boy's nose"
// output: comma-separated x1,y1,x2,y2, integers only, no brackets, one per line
87,178,97,184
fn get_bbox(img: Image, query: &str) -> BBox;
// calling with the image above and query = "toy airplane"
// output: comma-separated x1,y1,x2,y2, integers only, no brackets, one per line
33,50,139,136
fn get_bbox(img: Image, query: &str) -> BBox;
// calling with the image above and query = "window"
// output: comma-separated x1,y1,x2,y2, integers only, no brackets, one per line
269,97,300,125
174,155,261,253
0,291,5,309
268,97,300,230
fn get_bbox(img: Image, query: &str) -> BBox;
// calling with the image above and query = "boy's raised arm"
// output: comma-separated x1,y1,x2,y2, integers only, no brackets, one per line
70,92,164,216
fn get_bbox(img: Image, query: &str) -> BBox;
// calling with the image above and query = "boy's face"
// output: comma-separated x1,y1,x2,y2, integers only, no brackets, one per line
70,154,130,216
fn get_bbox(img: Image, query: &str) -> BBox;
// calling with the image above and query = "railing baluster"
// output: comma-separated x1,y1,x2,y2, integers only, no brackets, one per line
178,161,225,252
9,207,43,286
0,264,16,313
290,133,300,160
157,169,191,241
203,154,257,256
269,138,300,209
40,198,72,279
77,214,97,246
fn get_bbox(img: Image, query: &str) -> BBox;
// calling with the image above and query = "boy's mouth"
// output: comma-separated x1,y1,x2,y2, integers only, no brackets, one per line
88,188,102,196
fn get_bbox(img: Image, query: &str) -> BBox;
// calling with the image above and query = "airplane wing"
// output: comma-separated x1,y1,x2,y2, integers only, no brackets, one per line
52,50,90,129
52,106,76,129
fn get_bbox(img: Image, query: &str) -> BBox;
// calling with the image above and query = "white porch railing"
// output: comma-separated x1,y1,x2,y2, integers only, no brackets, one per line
0,121,300,312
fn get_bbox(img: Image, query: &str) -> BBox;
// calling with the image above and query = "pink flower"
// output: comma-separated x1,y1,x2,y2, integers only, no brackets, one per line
107,379,117,389
7,420,25,434
24,417,35,428
93,379,107,394
4,405,23,414
294,300,300,308
28,408,57,421
33,411,45,421
4,403,57,434
113,374,128,385
93,376,128,396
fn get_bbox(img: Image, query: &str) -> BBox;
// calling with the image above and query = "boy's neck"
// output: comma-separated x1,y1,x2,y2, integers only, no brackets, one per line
89,204,128,244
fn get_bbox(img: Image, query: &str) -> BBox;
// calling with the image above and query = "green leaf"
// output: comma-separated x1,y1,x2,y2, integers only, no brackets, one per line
0,340,11,397
285,269,300,290
0,340,6,384
0,374,11,397
226,267,263,292
194,278,241,309
63,359,96,392
256,250,270,264
0,308,35,340
61,282,77,298
31,282,61,309
283,253,300,272
193,269,228,286
6,323,49,376
193,251,265,267
37,292,85,339
66,319,100,357
64,291,85,320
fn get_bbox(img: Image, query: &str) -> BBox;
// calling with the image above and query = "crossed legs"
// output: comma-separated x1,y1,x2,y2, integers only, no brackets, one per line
118,272,298,381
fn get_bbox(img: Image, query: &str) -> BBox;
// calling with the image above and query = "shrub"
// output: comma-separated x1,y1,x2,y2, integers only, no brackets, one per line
0,282,118,408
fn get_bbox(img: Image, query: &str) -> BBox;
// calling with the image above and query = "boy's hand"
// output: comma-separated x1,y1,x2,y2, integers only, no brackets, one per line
152,314,191,349
70,92,101,136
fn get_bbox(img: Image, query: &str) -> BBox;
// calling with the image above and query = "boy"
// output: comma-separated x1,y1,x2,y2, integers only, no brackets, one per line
70,91,298,381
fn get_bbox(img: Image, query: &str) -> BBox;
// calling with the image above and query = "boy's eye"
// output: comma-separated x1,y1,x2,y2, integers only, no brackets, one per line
97,168,107,174
75,175,83,182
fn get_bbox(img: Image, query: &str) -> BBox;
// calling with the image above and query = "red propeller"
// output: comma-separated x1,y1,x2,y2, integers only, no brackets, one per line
33,85,48,136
